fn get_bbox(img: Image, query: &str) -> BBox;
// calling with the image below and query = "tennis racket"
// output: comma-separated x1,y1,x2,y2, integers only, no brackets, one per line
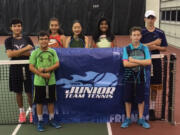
37,51,54,99
128,48,145,97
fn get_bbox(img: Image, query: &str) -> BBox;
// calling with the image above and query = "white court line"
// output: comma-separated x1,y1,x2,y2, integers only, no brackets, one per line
11,107,30,135
175,122,180,125
107,122,112,135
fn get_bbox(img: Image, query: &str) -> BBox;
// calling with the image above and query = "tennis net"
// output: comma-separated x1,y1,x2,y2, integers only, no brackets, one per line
149,53,176,124
0,54,177,124
0,60,30,125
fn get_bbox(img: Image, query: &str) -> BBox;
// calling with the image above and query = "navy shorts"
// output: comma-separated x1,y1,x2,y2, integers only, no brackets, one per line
9,64,32,93
33,85,56,104
151,58,162,84
123,82,145,103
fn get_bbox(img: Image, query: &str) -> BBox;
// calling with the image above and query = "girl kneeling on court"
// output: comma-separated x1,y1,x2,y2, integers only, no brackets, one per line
122,27,151,129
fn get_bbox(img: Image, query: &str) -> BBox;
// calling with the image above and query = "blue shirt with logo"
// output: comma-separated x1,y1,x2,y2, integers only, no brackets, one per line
122,43,151,61
140,27,168,54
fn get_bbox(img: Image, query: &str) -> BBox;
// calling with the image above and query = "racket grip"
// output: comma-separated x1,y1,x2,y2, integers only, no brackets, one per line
46,85,49,99
151,65,154,77
22,66,26,80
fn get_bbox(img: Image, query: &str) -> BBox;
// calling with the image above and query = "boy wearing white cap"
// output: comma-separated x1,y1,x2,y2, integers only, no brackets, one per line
140,10,168,121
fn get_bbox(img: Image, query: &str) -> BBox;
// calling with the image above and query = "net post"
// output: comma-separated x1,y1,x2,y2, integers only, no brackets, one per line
168,53,176,125
161,55,168,120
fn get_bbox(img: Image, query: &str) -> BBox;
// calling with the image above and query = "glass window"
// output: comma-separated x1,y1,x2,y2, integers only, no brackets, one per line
166,11,170,21
171,10,176,21
177,10,180,21
161,11,166,20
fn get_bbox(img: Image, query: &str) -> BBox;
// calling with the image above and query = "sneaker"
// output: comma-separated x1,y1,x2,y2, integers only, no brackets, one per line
149,109,156,121
18,112,26,123
37,121,44,132
121,118,131,128
49,119,62,128
29,112,33,123
137,118,150,129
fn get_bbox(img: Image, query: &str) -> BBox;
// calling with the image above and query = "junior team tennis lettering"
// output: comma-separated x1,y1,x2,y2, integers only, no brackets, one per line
56,71,118,99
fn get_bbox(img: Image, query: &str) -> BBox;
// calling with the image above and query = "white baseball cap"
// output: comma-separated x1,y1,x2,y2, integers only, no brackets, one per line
145,10,156,18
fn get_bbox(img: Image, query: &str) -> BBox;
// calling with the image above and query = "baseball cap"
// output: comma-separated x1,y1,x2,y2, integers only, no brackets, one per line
145,10,156,18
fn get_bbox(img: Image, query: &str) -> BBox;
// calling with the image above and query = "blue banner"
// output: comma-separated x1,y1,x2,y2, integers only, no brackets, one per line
33,48,150,123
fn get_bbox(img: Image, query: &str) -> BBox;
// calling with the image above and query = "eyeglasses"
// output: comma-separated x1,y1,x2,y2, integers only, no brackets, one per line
39,38,49,41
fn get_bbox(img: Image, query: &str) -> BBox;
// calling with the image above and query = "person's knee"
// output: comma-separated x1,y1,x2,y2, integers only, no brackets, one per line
16,92,22,97
26,92,32,97
151,88,157,100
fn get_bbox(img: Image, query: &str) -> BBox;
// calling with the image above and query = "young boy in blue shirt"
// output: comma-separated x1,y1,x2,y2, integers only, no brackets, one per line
121,27,151,129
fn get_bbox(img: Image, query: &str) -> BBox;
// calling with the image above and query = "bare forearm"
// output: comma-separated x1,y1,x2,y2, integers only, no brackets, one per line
21,51,31,56
144,39,161,46
7,48,28,58
6,45,33,58
62,39,66,48
45,62,60,72
65,38,70,48
123,61,139,67
85,37,89,48
61,35,66,48
29,64,42,76
132,59,151,66
149,45,167,52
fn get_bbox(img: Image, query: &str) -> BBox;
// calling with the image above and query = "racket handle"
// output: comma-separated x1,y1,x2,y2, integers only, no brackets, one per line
151,65,154,77
22,66,26,80
46,85,49,99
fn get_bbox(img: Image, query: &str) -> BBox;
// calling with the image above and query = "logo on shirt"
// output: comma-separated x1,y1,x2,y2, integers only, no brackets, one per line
14,44,25,50
49,39,57,45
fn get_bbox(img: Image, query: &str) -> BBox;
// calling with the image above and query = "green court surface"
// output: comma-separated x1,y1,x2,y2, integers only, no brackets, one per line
0,45,8,60
1,123,108,135
0,125,17,135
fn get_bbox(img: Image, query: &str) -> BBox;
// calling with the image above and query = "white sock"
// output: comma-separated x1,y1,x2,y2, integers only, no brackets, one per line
38,115,43,121
29,107,32,112
49,113,54,120
19,108,24,113
150,101,156,110
152,101,156,109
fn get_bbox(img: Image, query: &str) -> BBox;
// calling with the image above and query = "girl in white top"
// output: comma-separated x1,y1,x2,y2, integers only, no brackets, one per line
92,17,116,48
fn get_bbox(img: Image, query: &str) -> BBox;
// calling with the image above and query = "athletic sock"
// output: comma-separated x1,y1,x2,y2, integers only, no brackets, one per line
19,108,24,113
38,115,43,121
49,113,54,120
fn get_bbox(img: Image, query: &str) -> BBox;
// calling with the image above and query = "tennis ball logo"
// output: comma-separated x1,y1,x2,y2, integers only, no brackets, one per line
56,71,118,88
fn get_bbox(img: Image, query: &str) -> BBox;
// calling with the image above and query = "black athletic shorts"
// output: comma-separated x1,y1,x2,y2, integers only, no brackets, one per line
151,58,162,84
123,82,145,104
9,64,32,93
33,85,56,104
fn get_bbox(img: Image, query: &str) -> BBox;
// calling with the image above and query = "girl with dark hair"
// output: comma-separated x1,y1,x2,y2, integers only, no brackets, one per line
48,18,66,48
92,17,116,48
65,20,89,48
